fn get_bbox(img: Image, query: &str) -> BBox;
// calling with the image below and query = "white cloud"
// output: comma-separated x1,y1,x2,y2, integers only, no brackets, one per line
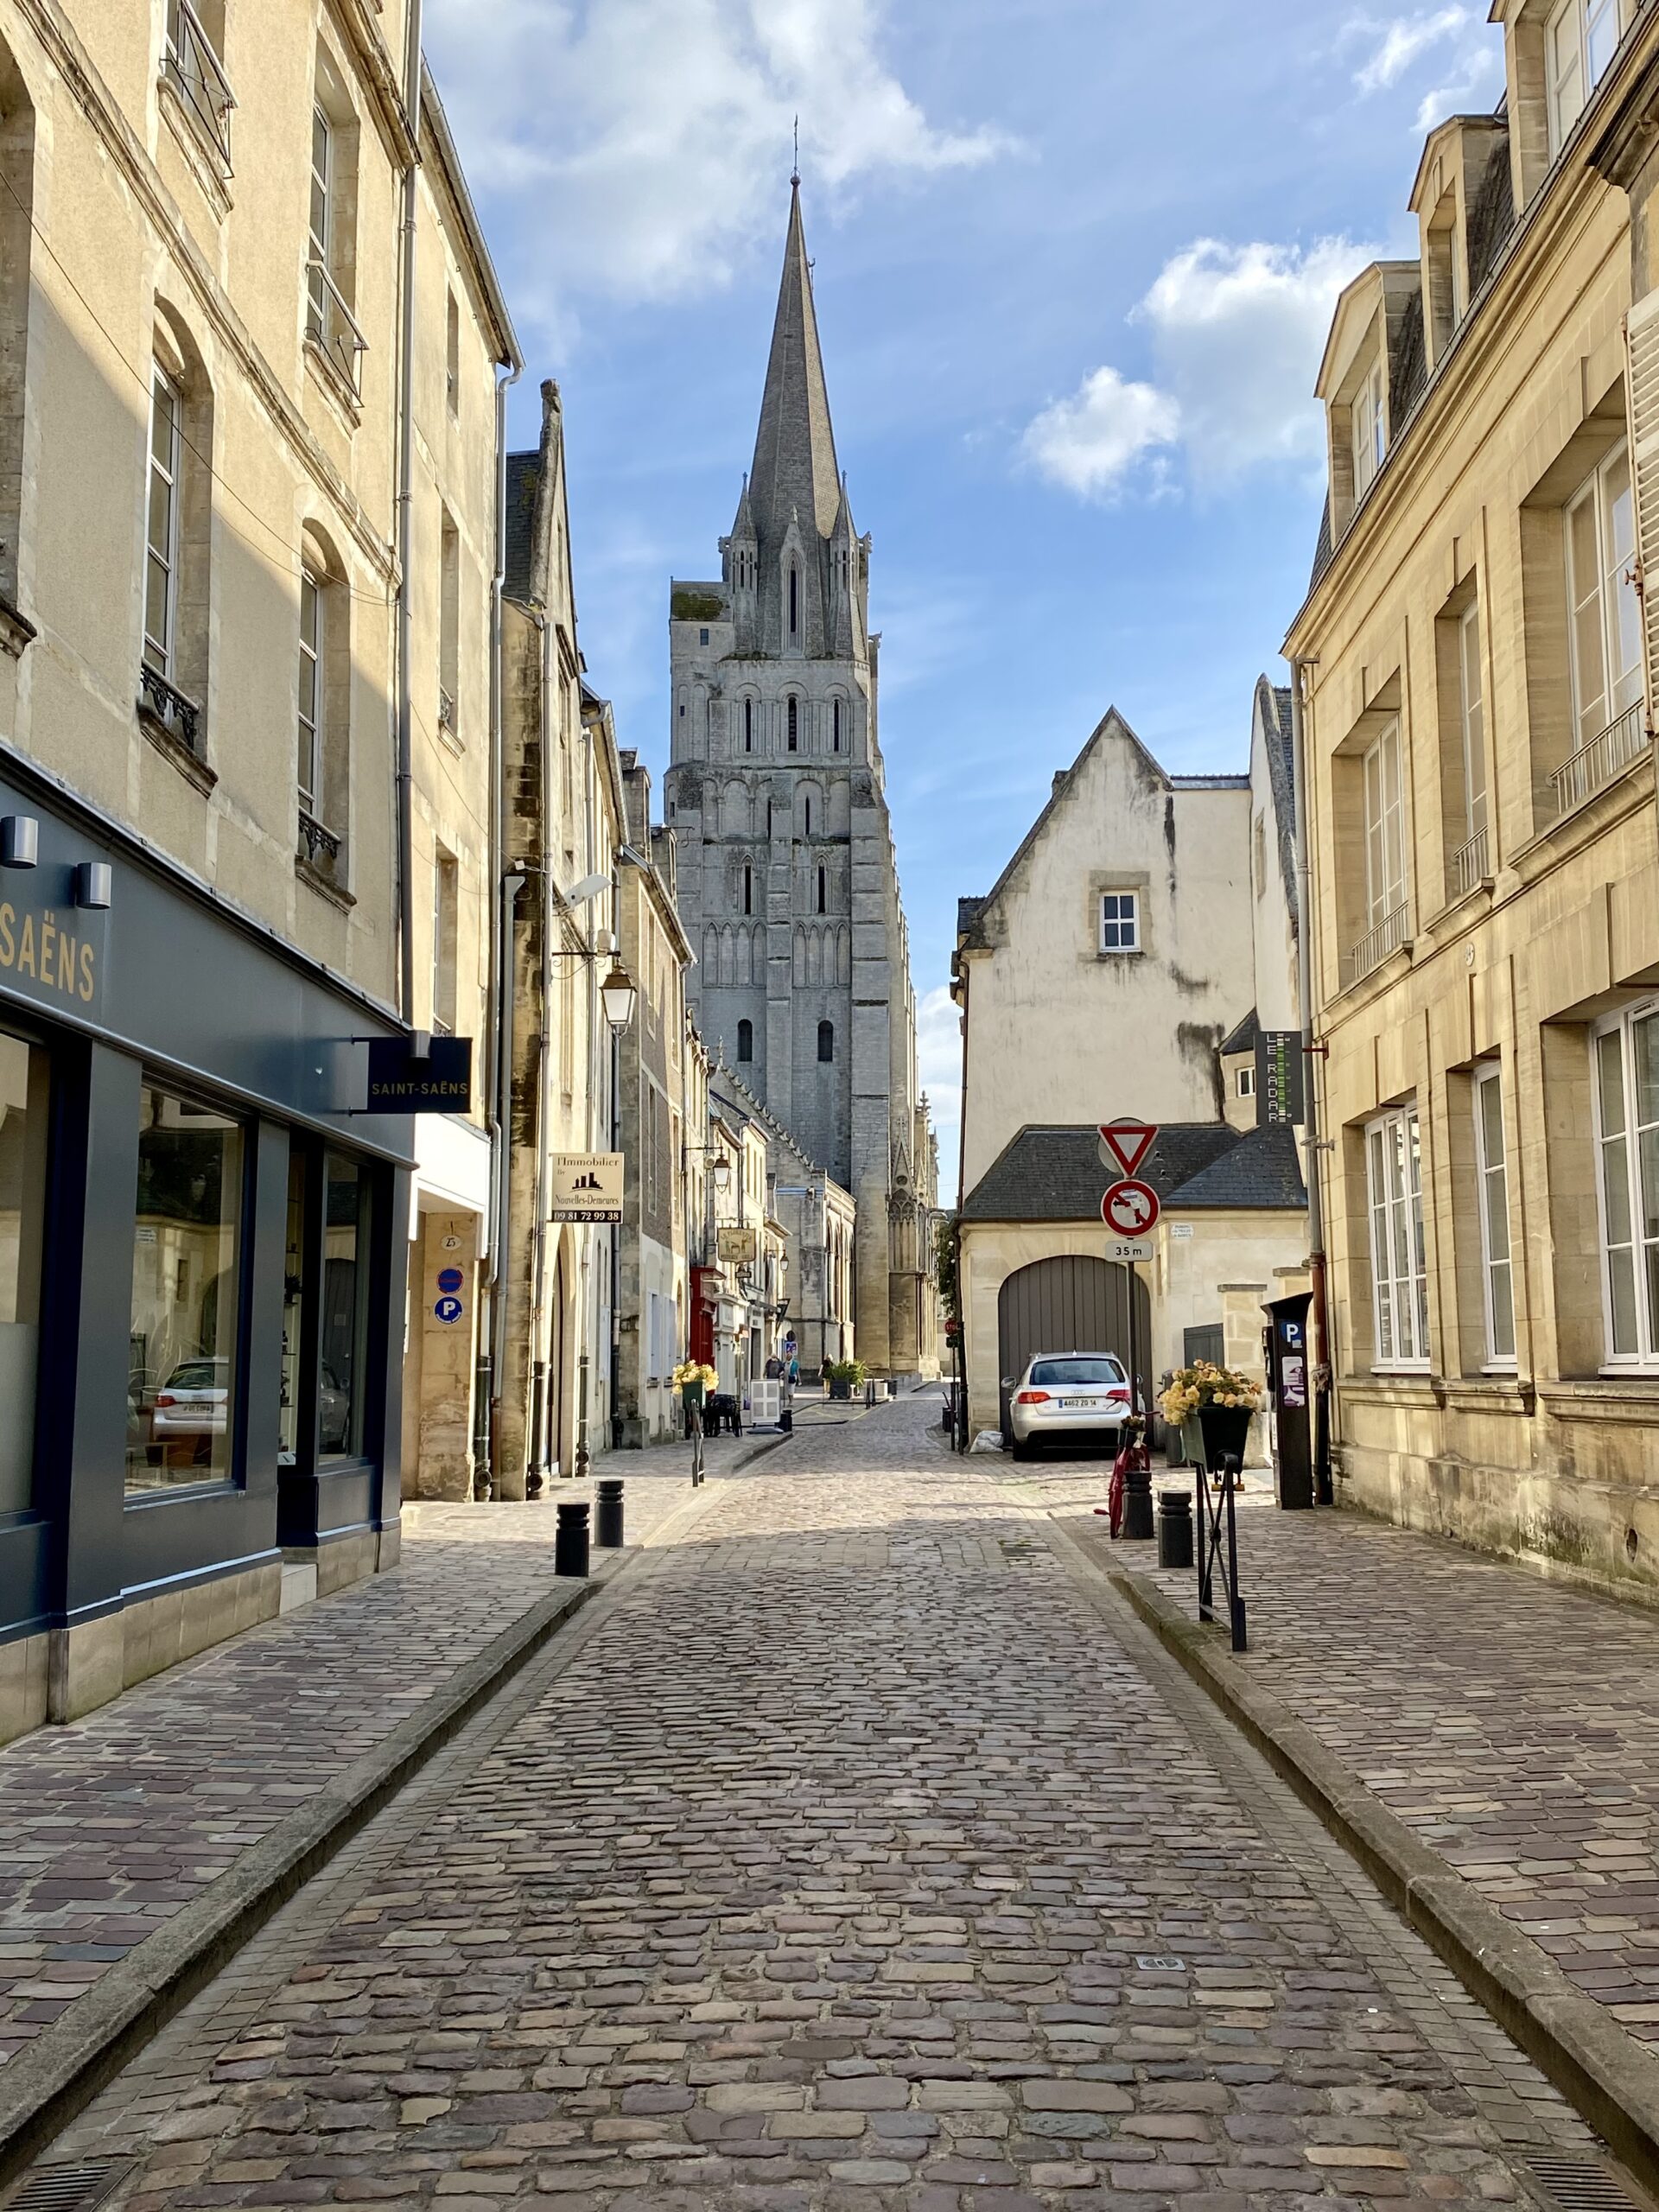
423,0,1007,334
1020,367,1180,502
1346,5,1503,130
1021,235,1372,502
916,984,962,1199
1352,5,1467,92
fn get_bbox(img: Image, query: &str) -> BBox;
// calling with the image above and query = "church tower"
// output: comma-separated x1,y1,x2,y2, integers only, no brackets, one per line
664,181,933,1376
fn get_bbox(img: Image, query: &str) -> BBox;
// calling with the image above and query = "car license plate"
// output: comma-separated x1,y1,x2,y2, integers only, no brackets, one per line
1061,1397,1102,1410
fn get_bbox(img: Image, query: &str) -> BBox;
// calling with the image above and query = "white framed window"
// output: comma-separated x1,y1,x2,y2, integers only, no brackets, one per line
1098,891,1140,954
1547,0,1626,156
1457,599,1488,845
307,101,332,340
1565,443,1642,753
1592,1004,1659,1367
1363,715,1408,931
1365,1103,1429,1368
297,564,322,814
144,364,181,677
1352,357,1386,497
1474,1065,1516,1367
1236,1065,1255,1100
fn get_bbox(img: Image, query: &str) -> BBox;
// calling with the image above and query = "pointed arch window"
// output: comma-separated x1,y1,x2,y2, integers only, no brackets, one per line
817,1020,835,1065
742,863,753,917
737,1019,753,1064
787,696,798,751
788,565,799,639
817,864,827,914
832,696,842,751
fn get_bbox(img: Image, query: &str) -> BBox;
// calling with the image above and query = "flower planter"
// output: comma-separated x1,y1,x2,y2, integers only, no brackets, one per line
829,1379,852,1402
680,1380,706,1414
1183,1404,1253,1477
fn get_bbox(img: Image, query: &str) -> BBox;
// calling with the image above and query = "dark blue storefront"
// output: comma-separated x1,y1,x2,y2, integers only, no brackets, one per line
0,749,414,1734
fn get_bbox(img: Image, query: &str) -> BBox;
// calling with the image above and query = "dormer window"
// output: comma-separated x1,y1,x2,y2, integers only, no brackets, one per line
1547,0,1626,156
1353,358,1386,497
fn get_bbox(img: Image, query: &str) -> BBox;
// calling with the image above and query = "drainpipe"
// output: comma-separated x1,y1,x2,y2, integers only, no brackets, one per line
480,357,520,1498
953,959,971,1452
530,613,556,1491
394,0,425,1027
1289,655,1334,1504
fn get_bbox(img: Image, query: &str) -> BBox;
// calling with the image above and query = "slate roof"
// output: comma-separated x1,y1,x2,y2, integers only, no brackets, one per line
957,896,988,948
960,1121,1302,1224
1221,1008,1260,1057
1255,676,1300,932
504,450,540,606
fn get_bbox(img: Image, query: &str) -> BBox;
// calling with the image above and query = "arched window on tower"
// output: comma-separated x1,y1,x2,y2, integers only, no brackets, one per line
788,565,799,639
817,865,827,914
832,696,842,751
804,798,812,836
787,696,798,751
742,864,753,916
737,1020,753,1064
817,1020,835,1065
743,696,753,753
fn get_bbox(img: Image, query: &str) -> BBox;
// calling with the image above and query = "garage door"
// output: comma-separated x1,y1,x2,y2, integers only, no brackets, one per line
996,1255,1150,1441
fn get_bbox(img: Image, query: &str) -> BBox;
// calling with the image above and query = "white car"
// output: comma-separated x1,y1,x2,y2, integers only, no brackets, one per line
150,1357,230,1444
1007,1351,1133,1459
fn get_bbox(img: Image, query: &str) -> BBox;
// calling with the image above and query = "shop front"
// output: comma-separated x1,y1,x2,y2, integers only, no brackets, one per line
0,761,413,1745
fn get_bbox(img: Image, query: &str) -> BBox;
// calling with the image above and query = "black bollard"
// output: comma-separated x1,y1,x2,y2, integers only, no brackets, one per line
595,1477,625,1549
555,1499,590,1577
1122,1456,1155,1542
1156,1489,1194,1570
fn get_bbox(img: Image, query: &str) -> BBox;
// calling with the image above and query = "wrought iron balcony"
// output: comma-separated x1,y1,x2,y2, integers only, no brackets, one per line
1343,899,1411,988
297,807,341,869
437,685,455,734
137,660,200,751
1450,823,1491,898
1552,699,1647,817
305,258,368,403
164,0,235,174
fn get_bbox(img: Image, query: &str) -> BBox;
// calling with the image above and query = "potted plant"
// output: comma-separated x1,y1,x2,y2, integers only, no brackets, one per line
826,1357,866,1402
671,1359,719,1415
1160,1360,1263,1480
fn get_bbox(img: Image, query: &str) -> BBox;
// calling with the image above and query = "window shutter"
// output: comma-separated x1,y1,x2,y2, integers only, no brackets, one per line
1624,291,1659,731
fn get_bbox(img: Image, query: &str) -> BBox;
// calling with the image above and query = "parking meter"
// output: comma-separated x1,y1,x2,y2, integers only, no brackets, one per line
1263,1290,1313,1510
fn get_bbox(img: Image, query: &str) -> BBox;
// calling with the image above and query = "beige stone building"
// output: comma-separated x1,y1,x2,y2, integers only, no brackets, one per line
1288,0,1659,1592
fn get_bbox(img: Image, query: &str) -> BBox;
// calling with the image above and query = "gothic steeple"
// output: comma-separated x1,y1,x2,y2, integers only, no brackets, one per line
747,184,842,649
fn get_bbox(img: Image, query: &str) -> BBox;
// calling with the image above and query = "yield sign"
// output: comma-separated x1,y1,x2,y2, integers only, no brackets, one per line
1098,1119,1158,1179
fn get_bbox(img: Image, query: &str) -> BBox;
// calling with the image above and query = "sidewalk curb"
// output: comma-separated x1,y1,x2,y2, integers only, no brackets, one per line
1106,1559,1659,2196
0,1562,624,2185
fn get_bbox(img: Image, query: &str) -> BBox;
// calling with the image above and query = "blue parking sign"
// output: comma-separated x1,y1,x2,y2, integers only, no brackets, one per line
434,1295,464,1325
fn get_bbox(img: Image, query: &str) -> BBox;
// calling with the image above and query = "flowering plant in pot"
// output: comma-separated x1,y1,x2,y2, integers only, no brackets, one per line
671,1359,719,1408
1159,1361,1263,1478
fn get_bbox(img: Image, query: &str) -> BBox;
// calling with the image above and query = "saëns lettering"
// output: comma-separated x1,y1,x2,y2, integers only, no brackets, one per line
0,901,98,1004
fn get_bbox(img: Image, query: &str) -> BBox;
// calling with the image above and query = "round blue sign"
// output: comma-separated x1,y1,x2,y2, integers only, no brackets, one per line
434,1295,465,1325
437,1267,464,1294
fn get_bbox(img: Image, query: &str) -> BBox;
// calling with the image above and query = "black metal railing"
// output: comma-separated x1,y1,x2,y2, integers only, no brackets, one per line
137,661,200,751
1195,1453,1247,1652
297,807,341,868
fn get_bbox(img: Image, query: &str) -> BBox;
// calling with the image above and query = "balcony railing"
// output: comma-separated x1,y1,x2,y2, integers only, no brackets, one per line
437,685,455,734
297,807,341,869
164,0,235,175
1343,899,1411,989
1552,699,1647,817
1450,823,1491,898
137,660,200,752
305,258,368,403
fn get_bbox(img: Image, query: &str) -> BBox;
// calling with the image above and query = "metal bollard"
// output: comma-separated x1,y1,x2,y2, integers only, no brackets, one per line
1122,1458,1154,1541
1156,1489,1194,1570
594,1478,625,1549
554,1499,590,1578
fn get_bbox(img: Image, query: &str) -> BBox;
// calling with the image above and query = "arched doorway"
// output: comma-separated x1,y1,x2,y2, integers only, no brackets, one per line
996,1255,1149,1441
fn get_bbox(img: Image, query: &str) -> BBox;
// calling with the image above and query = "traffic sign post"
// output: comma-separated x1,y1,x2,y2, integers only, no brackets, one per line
1103,1179,1160,1236
1098,1120,1158,1179
1098,1120,1160,1540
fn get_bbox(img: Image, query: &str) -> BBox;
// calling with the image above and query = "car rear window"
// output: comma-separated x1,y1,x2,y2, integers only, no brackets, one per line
1029,1358,1124,1388
167,1361,225,1389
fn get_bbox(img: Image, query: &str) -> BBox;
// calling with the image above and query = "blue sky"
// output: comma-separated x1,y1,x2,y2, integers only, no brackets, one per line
423,0,1505,1172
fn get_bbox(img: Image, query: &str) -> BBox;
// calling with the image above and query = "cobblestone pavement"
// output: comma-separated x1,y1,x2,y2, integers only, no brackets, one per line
0,1438,776,2065
41,1392,1614,2212
1052,1476,1659,2047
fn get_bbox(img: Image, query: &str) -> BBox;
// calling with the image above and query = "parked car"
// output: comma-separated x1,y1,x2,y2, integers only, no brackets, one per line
1007,1351,1133,1459
319,1365,351,1454
150,1357,230,1450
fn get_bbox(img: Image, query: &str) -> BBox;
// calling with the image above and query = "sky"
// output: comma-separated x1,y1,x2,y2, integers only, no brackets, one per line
423,0,1506,1184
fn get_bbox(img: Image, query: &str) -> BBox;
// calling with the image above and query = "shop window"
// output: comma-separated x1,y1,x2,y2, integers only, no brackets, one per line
1363,1102,1429,1369
1474,1065,1516,1366
279,1152,304,1466
126,1083,245,1491
321,1150,372,1459
0,1026,47,1516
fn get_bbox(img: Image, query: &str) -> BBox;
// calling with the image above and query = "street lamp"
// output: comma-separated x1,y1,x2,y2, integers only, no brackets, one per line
600,963,637,1033
712,1156,732,1192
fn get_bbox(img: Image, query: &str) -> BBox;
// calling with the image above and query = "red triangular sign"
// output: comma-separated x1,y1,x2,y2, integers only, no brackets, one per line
1099,1120,1157,1179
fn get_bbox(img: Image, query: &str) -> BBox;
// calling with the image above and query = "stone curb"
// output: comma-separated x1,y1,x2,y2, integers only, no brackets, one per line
0,1560,626,2183
1106,1558,1659,2197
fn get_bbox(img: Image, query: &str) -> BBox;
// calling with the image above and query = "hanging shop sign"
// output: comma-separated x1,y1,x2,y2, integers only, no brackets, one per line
550,1151,625,1223
717,1224,759,1266
1255,1031,1306,1126
365,1035,474,1113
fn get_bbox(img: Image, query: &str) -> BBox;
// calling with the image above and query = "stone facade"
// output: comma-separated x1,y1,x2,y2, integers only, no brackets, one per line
1289,6,1659,1596
663,183,935,1379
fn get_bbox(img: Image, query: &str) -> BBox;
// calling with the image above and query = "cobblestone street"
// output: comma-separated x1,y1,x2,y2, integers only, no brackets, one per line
42,1395,1610,2210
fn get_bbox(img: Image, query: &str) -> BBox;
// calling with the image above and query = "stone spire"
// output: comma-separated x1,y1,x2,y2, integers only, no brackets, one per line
748,181,842,555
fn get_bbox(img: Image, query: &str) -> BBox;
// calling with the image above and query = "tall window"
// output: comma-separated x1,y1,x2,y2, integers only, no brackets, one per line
742,864,753,917
1548,0,1626,155
126,1084,245,1491
307,102,332,351
817,1020,834,1064
297,564,323,816
832,696,842,751
321,1151,372,1460
743,697,753,753
737,1019,753,1063
817,865,827,914
1474,1065,1516,1366
306,82,362,397
445,287,460,415
1566,444,1641,753
1365,1103,1428,1368
433,849,458,1035
787,696,798,751
804,798,813,836
439,507,460,736
1363,718,1408,930
788,565,798,639
1593,1006,1659,1365
1352,357,1386,497
144,365,181,677
1098,891,1139,954
0,1027,47,1517
1457,601,1488,849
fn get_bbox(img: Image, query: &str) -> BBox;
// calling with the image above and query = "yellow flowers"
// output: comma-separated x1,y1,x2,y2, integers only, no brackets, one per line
1159,1360,1263,1425
671,1360,720,1391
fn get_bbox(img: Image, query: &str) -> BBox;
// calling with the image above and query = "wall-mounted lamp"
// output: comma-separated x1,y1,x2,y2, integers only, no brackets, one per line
73,861,112,910
600,963,638,1034
0,815,38,869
